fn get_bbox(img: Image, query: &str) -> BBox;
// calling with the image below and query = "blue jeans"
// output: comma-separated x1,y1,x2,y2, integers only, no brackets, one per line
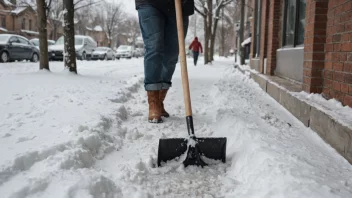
192,51,199,66
138,5,189,91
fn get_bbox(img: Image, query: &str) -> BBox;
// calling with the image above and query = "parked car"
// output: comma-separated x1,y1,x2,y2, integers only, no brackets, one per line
136,48,145,56
132,48,143,58
49,35,97,61
29,38,55,50
115,45,133,59
91,47,115,60
0,34,39,63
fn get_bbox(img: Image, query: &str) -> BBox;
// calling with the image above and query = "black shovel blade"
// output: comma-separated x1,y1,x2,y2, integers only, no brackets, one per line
157,137,227,167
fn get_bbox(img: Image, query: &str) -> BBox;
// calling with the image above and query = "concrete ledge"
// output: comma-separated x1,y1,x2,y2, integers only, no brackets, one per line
249,71,352,164
250,58,260,71
267,82,280,102
250,73,267,91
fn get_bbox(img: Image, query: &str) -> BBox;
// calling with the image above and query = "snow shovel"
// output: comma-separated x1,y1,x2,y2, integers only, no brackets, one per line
157,0,227,167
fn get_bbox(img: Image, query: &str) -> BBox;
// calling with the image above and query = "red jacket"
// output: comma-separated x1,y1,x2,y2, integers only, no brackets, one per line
189,38,203,53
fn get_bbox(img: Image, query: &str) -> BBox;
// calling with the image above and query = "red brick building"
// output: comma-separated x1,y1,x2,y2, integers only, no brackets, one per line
249,0,352,107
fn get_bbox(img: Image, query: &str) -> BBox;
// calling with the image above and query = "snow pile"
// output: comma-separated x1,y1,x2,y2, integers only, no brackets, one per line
211,66,352,197
292,92,352,129
0,60,144,197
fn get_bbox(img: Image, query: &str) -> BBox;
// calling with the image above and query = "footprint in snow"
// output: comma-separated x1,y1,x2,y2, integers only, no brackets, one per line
16,136,36,143
2,133,11,138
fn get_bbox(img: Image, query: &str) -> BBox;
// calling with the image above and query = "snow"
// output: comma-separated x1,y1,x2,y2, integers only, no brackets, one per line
0,58,352,197
86,26,103,32
0,27,8,32
94,26,103,32
241,37,251,47
292,92,352,129
3,0,13,6
10,7,27,15
277,46,305,51
21,29,39,35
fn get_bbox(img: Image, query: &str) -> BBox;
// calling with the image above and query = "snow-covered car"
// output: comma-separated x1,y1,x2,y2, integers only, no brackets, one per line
115,45,133,59
30,39,55,50
91,47,115,60
49,35,97,61
133,48,144,58
0,34,39,63
137,48,145,56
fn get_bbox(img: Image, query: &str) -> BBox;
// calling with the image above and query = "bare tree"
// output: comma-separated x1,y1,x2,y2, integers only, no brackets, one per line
195,0,234,64
48,1,63,40
239,0,245,65
103,2,122,48
74,0,101,10
19,0,53,70
116,16,141,48
214,2,237,57
63,0,77,73
36,0,50,70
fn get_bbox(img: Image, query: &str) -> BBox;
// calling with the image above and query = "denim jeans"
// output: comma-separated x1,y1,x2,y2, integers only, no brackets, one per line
138,5,189,91
192,51,199,66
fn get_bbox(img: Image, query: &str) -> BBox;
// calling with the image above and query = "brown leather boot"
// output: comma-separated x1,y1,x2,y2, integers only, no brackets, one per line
159,89,170,118
147,91,163,123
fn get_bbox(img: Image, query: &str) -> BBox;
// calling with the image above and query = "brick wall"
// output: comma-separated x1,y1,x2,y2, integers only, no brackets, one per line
266,0,281,75
324,0,352,106
14,12,37,31
303,0,328,93
259,0,269,74
250,0,352,107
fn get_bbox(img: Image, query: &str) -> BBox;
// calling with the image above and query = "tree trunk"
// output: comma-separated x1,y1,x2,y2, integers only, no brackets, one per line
203,16,209,64
36,0,49,70
63,0,77,74
210,18,219,62
240,0,245,65
206,0,213,64
53,23,57,40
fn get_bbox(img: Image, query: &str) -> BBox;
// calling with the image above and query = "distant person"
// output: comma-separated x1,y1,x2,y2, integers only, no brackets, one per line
135,0,194,123
230,49,234,56
189,37,203,66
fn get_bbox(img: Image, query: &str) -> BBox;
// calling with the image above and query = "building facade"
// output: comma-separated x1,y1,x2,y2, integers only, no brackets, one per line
0,0,63,41
249,0,352,107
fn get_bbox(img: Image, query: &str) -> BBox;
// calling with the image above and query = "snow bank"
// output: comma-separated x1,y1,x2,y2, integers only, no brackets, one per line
292,92,352,129
0,60,145,197
211,67,352,197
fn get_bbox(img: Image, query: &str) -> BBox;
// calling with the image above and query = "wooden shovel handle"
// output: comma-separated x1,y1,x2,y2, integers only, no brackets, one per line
175,0,192,117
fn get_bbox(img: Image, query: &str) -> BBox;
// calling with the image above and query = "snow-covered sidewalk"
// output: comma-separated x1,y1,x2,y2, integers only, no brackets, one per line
1,58,352,198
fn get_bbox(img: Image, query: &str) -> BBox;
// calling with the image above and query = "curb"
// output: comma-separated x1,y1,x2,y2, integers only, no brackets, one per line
234,65,352,164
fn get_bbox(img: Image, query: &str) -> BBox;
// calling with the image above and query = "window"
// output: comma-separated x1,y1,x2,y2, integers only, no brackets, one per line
21,18,25,29
75,38,83,45
9,37,19,43
283,0,306,47
297,0,306,45
18,37,29,45
29,19,32,30
254,0,261,57
1,16,5,28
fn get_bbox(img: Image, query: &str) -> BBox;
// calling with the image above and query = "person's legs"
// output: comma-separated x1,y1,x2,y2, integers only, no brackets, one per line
193,51,199,66
138,6,166,123
138,6,165,91
161,15,189,89
158,15,189,118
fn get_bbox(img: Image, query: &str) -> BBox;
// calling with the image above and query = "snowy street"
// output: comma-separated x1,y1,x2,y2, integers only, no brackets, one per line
1,58,352,198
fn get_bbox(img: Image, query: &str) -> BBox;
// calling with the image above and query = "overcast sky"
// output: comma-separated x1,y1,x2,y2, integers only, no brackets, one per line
109,0,137,17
